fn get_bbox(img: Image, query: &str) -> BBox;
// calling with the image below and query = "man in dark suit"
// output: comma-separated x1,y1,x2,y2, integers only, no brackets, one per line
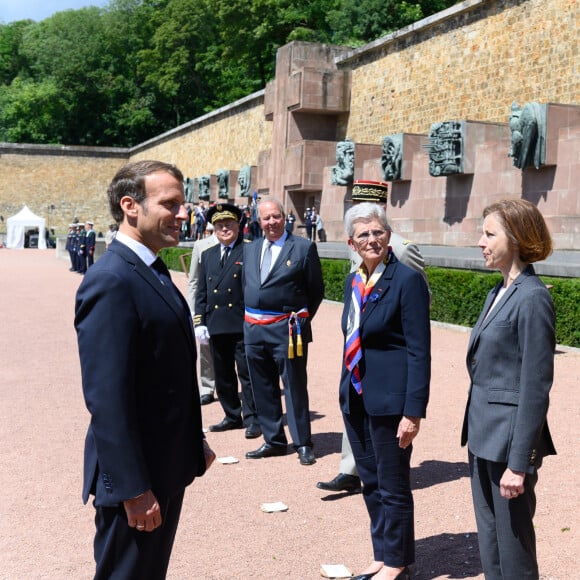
243,198,325,465
75,160,215,579
194,203,261,439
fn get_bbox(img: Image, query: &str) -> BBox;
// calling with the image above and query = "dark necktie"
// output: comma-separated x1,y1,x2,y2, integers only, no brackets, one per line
220,246,230,268
151,257,183,308
260,241,272,284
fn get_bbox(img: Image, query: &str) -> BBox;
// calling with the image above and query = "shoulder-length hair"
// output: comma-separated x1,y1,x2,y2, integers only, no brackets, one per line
483,199,553,263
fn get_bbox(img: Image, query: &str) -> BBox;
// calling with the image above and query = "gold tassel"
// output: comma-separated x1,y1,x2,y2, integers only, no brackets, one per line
288,335,295,359
296,334,303,357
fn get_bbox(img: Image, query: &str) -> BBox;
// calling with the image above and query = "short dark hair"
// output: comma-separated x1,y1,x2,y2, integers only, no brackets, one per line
107,160,184,224
483,199,553,263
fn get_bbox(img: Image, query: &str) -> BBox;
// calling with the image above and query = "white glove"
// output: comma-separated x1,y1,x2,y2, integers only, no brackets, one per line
194,325,210,344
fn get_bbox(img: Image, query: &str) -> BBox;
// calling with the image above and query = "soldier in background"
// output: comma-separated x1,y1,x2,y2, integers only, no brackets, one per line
85,221,96,268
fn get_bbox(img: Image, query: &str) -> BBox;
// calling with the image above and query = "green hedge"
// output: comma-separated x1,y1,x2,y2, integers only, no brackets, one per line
323,260,579,348
162,250,579,348
159,247,192,274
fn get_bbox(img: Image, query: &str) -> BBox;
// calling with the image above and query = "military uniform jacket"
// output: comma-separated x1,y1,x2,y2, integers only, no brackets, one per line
195,239,245,335
86,229,96,253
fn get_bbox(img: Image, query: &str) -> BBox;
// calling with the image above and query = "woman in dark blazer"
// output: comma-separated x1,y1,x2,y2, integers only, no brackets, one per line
340,203,431,580
461,199,556,579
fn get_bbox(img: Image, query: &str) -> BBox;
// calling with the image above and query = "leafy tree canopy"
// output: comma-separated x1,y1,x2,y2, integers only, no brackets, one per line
0,0,458,146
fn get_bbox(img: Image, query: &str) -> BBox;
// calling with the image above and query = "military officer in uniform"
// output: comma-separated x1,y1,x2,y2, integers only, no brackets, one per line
66,224,76,271
85,221,96,268
77,222,87,274
194,203,261,439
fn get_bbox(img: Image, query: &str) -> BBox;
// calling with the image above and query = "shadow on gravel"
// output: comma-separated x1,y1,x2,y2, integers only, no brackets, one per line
413,531,482,579
412,460,470,490
312,430,343,458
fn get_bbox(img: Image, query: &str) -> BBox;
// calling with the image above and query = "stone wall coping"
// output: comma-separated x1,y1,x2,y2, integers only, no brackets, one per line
0,142,129,158
336,0,486,66
130,89,266,154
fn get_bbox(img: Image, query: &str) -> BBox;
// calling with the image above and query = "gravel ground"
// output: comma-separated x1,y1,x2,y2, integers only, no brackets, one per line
0,249,577,580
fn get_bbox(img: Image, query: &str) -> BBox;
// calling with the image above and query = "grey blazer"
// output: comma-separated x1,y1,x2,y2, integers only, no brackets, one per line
461,265,556,474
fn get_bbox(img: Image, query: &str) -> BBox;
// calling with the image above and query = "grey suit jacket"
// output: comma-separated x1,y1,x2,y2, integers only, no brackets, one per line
186,233,218,314
461,265,556,473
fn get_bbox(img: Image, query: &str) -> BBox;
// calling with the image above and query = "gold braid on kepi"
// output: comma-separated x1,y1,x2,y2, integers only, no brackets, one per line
351,180,389,203
207,202,242,224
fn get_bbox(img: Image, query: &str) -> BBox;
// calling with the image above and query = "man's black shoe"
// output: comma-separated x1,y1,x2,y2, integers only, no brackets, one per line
209,418,243,432
246,443,287,459
244,424,262,439
297,446,316,465
200,394,215,406
316,473,362,493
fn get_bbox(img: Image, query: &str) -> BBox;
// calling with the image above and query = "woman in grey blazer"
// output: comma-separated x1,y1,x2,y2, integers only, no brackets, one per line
461,199,556,579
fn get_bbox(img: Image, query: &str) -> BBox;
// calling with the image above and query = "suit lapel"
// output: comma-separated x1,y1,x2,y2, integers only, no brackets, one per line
110,241,195,347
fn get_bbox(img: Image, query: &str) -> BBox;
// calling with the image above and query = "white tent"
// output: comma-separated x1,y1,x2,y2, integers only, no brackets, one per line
6,205,47,249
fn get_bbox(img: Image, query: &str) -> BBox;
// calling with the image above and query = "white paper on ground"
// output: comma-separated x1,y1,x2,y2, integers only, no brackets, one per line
260,501,288,513
320,563,352,578
217,456,239,464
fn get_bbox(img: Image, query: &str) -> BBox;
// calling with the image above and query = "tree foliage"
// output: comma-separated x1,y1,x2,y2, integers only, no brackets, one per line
0,0,458,146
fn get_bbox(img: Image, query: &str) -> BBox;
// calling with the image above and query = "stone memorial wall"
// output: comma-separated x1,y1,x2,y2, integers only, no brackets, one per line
0,0,578,249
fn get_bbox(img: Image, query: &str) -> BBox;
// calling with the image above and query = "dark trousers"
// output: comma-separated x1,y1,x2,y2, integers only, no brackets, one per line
343,395,415,567
469,453,539,579
210,332,257,426
93,490,185,580
245,341,311,449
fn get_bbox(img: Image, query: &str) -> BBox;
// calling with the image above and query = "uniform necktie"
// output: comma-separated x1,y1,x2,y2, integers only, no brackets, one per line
220,246,230,268
260,241,272,284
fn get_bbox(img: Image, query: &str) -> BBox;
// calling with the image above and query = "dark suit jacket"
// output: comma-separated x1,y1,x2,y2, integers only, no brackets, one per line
243,233,324,345
75,240,206,506
195,239,245,335
339,256,431,417
461,265,556,473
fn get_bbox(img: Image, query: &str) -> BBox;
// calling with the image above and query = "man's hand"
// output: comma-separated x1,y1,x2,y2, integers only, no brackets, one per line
194,326,210,345
397,416,421,449
124,489,162,532
500,468,526,499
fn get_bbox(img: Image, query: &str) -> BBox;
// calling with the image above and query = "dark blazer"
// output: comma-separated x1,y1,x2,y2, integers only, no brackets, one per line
339,256,431,417
75,240,206,506
195,239,245,335
243,233,324,344
461,265,556,473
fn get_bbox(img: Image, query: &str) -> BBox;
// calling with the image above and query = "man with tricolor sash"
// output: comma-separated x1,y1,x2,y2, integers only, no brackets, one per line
243,198,324,466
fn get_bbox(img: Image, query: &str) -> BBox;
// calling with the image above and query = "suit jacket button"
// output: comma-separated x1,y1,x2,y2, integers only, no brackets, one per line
233,273,238,278
214,305,219,309
213,289,218,293
228,288,232,293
